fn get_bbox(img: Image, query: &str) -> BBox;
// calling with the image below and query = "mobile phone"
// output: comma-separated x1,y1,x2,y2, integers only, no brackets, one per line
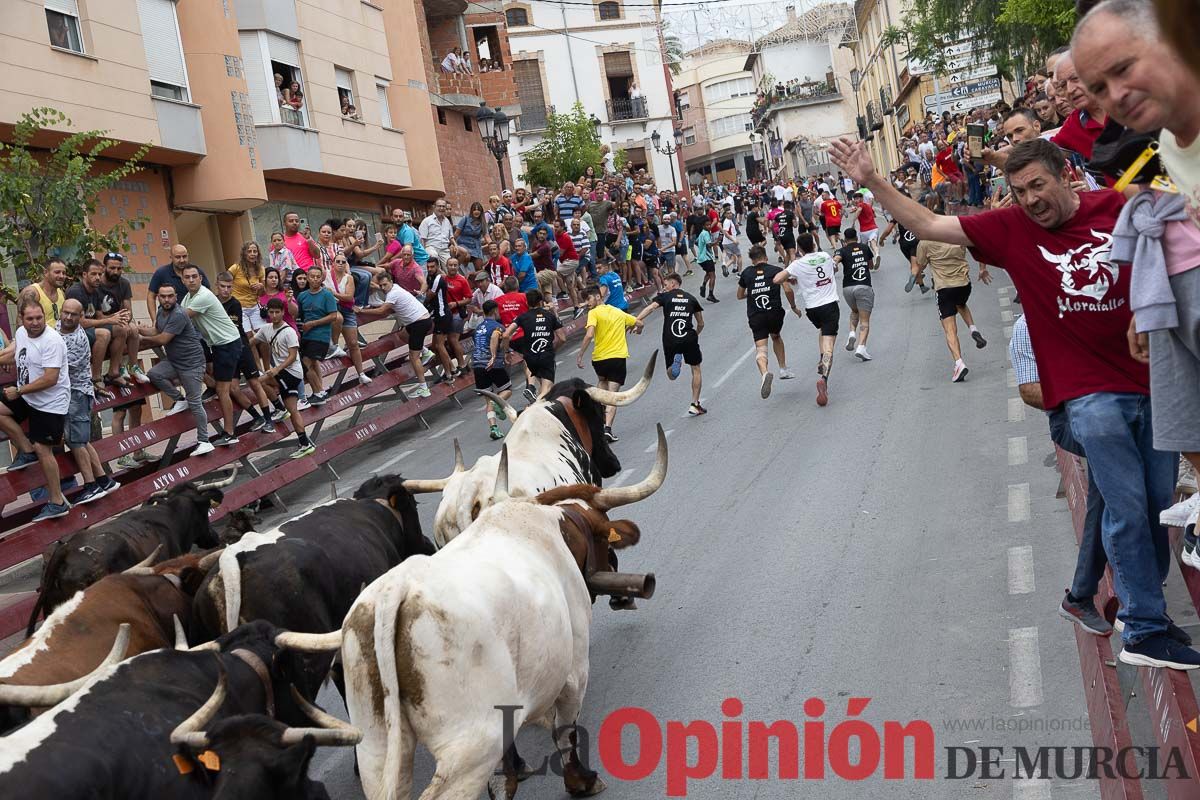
967,123,985,162
356,230,365,242
374,232,384,244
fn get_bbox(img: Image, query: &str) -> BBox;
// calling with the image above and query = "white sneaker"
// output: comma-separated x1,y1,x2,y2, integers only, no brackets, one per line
193,441,215,456
855,346,872,362
326,345,348,360
410,384,432,399
359,373,373,385
952,362,968,383
760,372,773,399
845,333,857,352
1179,457,1198,493
165,399,189,416
297,398,312,411
778,368,795,379
1161,493,1200,528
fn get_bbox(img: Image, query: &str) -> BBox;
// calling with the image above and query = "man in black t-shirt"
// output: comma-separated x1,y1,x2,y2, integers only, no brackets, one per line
776,201,798,263
880,204,928,293
503,289,564,402
66,259,131,388
686,210,707,259
635,272,706,415
737,244,799,399
833,229,878,361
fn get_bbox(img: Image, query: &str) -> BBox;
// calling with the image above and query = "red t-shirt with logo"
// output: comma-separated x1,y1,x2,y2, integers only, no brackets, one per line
820,199,843,228
856,202,877,232
496,291,529,342
959,190,1146,409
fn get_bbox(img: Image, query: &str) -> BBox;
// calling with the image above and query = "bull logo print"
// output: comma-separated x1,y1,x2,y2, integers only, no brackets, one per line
670,318,689,338
1037,231,1119,314
529,336,549,354
754,294,772,310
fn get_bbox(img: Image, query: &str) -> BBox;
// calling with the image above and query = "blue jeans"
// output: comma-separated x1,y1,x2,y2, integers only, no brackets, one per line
1047,408,1107,600
351,267,372,307
1065,392,1175,643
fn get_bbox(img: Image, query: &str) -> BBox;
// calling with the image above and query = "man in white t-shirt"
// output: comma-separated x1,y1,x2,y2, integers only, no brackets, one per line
0,296,73,520
253,297,315,460
357,272,435,398
772,182,787,203
773,232,839,406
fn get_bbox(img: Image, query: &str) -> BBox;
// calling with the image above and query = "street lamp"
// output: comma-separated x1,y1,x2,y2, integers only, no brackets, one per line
476,103,512,190
650,128,682,192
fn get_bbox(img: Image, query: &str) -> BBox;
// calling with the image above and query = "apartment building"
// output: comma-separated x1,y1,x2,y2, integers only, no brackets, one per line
502,0,685,189
676,40,759,187
848,0,906,174
2,0,517,301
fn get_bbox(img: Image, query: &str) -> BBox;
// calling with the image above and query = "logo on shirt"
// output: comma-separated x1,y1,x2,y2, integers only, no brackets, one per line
670,318,689,338
1037,231,1122,318
529,336,549,354
754,294,772,310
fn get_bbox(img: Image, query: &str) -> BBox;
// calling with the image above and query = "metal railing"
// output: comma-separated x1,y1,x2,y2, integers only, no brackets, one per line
750,83,840,129
607,96,648,122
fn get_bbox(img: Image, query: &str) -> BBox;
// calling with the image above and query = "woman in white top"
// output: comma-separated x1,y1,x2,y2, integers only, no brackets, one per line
325,254,369,385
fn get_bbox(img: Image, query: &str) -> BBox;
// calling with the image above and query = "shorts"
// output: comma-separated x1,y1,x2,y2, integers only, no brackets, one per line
451,314,466,334
65,390,93,449
405,317,433,351
859,229,879,245
243,306,268,333
779,235,796,251
1150,268,1200,451
1,394,64,446
805,301,840,337
558,260,579,279
339,308,358,328
236,340,262,380
825,225,841,238
276,369,303,398
936,284,972,320
663,338,702,367
700,260,716,273
210,340,244,382
432,315,455,335
748,310,785,341
843,285,876,313
525,354,556,382
473,366,512,392
300,338,329,361
84,326,109,346
592,357,627,385
722,241,741,256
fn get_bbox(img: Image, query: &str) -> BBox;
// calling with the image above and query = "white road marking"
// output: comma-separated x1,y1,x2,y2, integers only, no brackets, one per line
429,420,465,439
1008,397,1026,422
1008,627,1044,708
1008,546,1035,594
1001,309,1014,322
379,448,415,472
645,429,675,452
713,347,757,389
998,286,1010,295
999,295,1011,307
1013,781,1051,800
1004,325,1014,339
1008,436,1028,466
1007,368,1017,388
1008,483,1030,523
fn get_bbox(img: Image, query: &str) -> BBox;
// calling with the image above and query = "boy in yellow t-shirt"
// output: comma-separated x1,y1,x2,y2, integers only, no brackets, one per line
577,285,642,442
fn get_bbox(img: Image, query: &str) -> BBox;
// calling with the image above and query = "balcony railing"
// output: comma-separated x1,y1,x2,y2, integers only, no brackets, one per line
517,103,553,132
607,96,648,122
866,99,884,131
280,106,306,127
750,82,840,129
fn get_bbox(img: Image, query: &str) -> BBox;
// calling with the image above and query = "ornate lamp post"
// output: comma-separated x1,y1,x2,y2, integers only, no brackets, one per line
475,103,512,190
650,128,682,192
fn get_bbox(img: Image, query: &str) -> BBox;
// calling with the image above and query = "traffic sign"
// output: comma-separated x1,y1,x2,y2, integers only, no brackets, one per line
947,65,997,84
924,92,1003,114
924,77,1001,109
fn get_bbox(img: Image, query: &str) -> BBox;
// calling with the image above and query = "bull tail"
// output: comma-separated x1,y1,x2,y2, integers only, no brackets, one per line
217,547,243,634
343,574,415,800
25,542,68,637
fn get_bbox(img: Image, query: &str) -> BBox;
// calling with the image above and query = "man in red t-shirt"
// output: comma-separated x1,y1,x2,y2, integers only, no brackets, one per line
444,256,473,337
819,191,844,247
848,195,879,247
829,134,1198,671
494,275,531,395
483,242,513,287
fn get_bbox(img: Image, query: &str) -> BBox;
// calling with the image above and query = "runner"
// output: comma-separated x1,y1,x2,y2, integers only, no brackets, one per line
819,190,845,248
503,289,564,403
847,193,881,248
775,201,798,266
738,245,798,399
773,233,839,406
635,272,706,415
471,300,511,440
696,220,719,303
880,208,928,293
721,209,743,276
913,237,990,382
833,228,879,361
577,285,643,441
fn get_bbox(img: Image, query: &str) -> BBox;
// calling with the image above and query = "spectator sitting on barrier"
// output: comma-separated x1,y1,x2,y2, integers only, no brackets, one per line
22,258,67,332
356,272,434,399
57,298,119,506
100,252,150,386
254,298,315,460
66,259,134,395
295,263,338,408
215,272,276,434
180,266,244,448
136,285,213,456
0,296,73,521
468,270,503,326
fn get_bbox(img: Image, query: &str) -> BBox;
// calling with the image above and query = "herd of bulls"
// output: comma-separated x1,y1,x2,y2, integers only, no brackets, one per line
0,354,665,799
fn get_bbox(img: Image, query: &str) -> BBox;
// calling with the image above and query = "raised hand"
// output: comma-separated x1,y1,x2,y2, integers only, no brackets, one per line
828,138,877,186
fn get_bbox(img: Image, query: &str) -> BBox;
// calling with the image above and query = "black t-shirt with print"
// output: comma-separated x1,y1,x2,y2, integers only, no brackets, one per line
738,264,784,317
776,211,796,239
837,243,875,288
514,308,561,360
653,289,702,344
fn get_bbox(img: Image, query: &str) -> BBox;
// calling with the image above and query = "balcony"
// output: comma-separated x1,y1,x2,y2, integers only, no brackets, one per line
431,71,484,112
606,96,648,123
152,97,206,157
880,85,895,115
866,99,884,131
517,103,553,133
751,82,841,129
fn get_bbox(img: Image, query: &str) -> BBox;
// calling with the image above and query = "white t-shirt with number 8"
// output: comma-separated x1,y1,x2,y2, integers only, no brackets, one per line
785,252,839,309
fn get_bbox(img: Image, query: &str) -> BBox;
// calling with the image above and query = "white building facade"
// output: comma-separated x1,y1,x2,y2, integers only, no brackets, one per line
502,0,683,189
677,41,759,187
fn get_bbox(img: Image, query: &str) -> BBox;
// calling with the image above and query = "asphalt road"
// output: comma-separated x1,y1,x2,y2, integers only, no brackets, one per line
264,233,1093,799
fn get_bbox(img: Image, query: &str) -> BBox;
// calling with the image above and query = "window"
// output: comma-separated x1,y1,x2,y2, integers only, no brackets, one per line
598,1,621,20
45,0,84,53
709,113,752,139
137,0,189,102
677,90,690,111
683,127,696,145
703,76,755,105
514,59,549,131
437,108,447,125
464,115,473,132
473,25,503,71
335,67,358,118
377,82,393,128
505,8,528,26
239,31,310,126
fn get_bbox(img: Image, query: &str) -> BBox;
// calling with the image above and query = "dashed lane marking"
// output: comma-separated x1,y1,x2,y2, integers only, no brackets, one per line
1008,397,1026,422
1008,436,1028,466
645,429,675,453
1009,626,1045,708
379,448,415,472
1008,546,1035,594
429,420,465,439
1008,483,1031,523
713,347,758,390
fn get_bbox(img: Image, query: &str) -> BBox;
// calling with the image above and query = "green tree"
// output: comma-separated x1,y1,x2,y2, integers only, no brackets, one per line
0,108,149,296
519,102,602,188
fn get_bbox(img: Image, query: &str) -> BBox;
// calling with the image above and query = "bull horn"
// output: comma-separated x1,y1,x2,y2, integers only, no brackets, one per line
122,544,163,575
189,641,221,652
0,623,131,708
174,615,189,650
195,466,239,491
585,351,657,407
170,663,226,749
279,686,363,746
196,548,225,573
591,423,668,511
492,446,510,504
453,438,465,472
474,389,519,422
401,448,464,494
274,630,343,653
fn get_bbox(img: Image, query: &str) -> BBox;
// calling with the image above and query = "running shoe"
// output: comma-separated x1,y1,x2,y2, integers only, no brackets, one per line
7,452,39,471
420,348,436,364
410,385,432,399
1181,530,1200,569
75,482,107,506
905,274,917,293
129,364,151,384
1161,493,1200,528
326,345,348,360
603,426,618,443
489,425,505,440
491,401,507,421
855,346,872,362
296,398,312,411
249,416,267,432
213,433,240,447
522,386,537,404
1119,634,1200,670
972,330,988,348
952,363,969,383
272,407,290,422
684,269,694,276
1179,457,1198,494
778,368,795,379
760,372,773,399
669,353,683,380
308,391,328,406
1058,591,1113,636
165,399,190,416
193,441,215,456
721,265,729,277
919,283,930,294
688,402,707,416
32,501,71,522
845,332,857,352
816,376,828,407
262,420,276,434
116,455,139,470
98,477,120,494
290,442,316,459
707,294,720,303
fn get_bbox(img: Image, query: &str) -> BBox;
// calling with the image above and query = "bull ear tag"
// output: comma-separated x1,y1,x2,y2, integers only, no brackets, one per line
607,528,621,543
172,754,194,775
197,751,221,771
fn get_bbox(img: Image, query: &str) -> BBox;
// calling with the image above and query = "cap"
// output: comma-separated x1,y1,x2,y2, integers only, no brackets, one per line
104,252,125,262
474,271,489,281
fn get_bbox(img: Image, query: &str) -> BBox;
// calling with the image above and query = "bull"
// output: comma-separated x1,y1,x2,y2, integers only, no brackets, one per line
407,352,657,548
25,470,238,635
191,474,437,704
277,426,667,800
0,549,221,733
0,620,359,799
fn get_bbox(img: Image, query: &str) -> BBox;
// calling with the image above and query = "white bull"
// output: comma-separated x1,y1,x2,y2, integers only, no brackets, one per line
278,426,669,800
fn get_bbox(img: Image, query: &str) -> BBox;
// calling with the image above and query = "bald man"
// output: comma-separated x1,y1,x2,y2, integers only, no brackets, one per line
57,298,118,504
147,244,209,322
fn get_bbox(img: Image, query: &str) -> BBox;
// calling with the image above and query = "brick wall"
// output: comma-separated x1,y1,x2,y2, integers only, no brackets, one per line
433,107,513,210
466,11,519,108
